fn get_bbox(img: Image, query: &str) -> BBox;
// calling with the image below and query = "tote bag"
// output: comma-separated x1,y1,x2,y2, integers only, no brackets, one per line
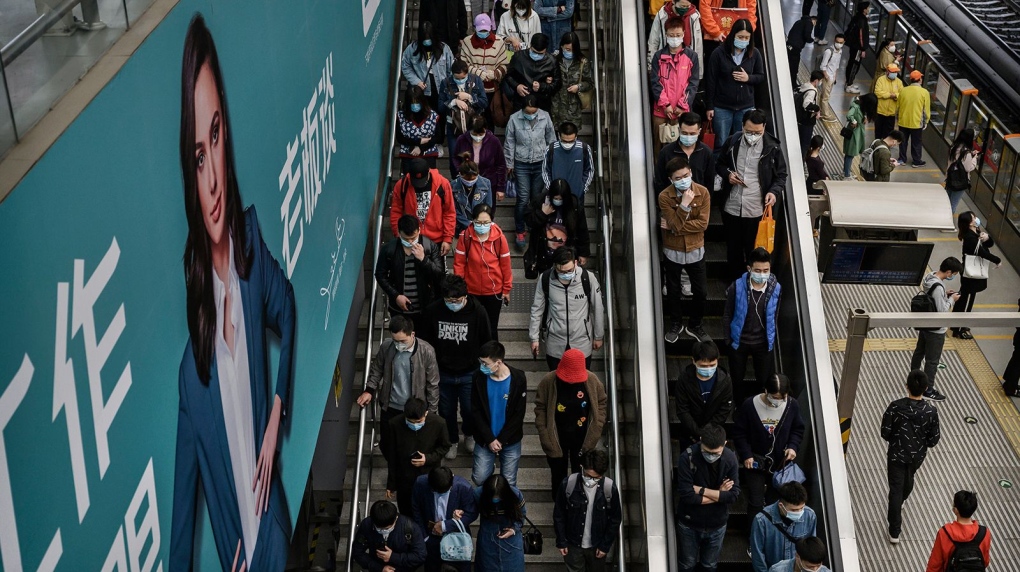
963,241,989,279
439,519,474,562
755,204,776,253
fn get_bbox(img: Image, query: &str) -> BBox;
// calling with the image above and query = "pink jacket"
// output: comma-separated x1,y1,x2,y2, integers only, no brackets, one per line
650,48,700,119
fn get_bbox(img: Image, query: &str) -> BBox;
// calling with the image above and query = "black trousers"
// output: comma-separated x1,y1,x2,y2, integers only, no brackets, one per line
379,407,404,457
1003,341,1020,394
874,114,896,141
475,293,504,341
547,353,593,371
547,429,586,500
798,121,816,157
898,126,924,165
664,257,708,327
951,288,977,334
844,49,863,86
887,458,923,536
740,467,779,528
722,211,763,281
729,342,774,405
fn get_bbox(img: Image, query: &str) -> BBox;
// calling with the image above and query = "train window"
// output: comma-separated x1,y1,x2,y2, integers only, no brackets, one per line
925,68,946,136
993,145,1015,211
981,124,1005,189
1007,168,1020,232
867,8,881,50
943,87,961,145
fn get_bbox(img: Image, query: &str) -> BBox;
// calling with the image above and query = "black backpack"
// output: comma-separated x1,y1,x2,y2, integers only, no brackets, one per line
910,282,943,331
794,86,818,124
945,525,987,572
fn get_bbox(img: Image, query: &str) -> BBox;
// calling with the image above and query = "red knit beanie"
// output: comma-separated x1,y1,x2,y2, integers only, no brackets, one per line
556,349,588,383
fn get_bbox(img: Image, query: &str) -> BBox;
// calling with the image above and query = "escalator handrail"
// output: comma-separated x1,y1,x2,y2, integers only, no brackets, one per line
345,0,410,569
587,3,626,569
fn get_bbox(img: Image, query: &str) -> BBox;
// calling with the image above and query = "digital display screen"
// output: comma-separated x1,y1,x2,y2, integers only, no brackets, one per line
822,240,935,285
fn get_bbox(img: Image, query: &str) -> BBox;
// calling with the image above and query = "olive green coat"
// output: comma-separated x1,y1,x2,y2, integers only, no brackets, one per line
551,56,594,130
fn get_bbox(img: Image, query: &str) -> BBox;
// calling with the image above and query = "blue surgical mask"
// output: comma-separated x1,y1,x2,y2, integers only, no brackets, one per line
973,217,981,227
552,198,564,206
529,50,544,61
558,271,576,282
888,73,898,80
750,271,770,284
679,134,698,146
523,112,538,121
446,300,467,312
400,237,417,248
696,366,717,378
461,176,478,187
480,363,493,375
477,30,490,39
491,496,502,503
422,39,433,47
410,103,422,113
734,38,750,50
454,77,467,86
473,222,492,235
702,449,722,463
562,50,574,60
783,505,804,522
673,176,693,191
406,419,425,431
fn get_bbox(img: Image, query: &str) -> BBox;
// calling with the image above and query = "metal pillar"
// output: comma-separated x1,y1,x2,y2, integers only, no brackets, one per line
837,309,871,453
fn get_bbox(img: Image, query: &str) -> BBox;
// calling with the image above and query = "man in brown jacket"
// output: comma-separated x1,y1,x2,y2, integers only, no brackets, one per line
534,348,608,500
659,154,711,344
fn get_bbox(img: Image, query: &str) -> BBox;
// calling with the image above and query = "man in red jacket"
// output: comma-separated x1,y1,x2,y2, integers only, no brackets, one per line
925,490,991,572
391,157,457,255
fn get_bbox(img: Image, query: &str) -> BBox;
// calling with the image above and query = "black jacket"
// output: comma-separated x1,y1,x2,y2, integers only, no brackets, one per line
385,414,452,491
654,139,717,196
786,15,815,51
705,46,765,112
418,296,493,374
881,397,941,464
675,444,740,529
553,474,623,552
352,515,427,572
374,236,445,312
420,0,467,55
844,13,870,51
525,190,591,265
670,365,734,444
503,53,562,110
731,395,806,468
715,131,789,209
960,230,1001,293
471,365,529,447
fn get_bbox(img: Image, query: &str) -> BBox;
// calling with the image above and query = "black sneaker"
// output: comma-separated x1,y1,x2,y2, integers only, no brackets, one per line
923,388,947,402
664,322,683,344
912,161,928,168
1004,387,1020,398
685,324,711,343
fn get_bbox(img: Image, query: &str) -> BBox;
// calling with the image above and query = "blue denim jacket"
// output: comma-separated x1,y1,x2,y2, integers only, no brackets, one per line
400,42,455,96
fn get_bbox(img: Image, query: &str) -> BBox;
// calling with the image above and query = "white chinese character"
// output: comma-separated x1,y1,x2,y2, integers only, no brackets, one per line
301,88,321,224
279,136,304,278
319,53,336,181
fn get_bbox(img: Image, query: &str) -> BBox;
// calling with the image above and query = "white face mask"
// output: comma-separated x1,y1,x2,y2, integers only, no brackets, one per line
666,37,683,49
516,8,527,15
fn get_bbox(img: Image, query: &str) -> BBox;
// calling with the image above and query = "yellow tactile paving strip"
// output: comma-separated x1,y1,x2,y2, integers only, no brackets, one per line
829,337,1020,460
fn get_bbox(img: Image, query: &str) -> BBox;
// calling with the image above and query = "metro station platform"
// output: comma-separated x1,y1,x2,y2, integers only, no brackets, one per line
783,1,1020,569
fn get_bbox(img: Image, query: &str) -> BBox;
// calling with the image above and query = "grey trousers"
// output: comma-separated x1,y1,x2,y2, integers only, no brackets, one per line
563,545,608,572
910,330,945,389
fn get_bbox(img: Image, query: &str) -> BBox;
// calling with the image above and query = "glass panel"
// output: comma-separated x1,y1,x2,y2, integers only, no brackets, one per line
981,124,1005,188
876,12,891,49
0,64,15,157
868,8,882,50
970,103,990,156
943,86,961,144
1008,166,1020,232
904,37,918,72
924,67,946,136
993,146,1016,211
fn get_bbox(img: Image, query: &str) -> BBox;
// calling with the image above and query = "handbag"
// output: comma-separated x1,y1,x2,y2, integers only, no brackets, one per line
755,204,776,253
963,241,990,279
439,519,474,562
701,120,715,149
659,120,680,144
577,58,593,111
505,178,517,199
771,461,807,489
839,122,854,139
522,515,543,554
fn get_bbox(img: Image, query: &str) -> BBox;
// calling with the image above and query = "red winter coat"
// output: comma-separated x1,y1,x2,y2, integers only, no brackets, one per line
925,521,992,572
453,223,513,297
390,170,457,245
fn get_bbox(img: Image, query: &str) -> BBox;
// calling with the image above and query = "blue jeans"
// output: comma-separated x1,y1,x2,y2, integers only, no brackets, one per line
439,371,475,443
711,107,754,149
514,161,544,234
949,189,966,214
843,154,854,178
472,440,522,487
676,521,726,572
541,19,573,50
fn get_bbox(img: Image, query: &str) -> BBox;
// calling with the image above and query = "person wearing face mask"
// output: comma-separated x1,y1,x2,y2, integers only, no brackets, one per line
401,22,456,144
715,111,787,278
439,60,489,168
881,370,941,544
842,1,871,93
872,37,901,92
911,257,965,402
376,215,446,318
731,374,805,526
536,349,608,500
650,16,701,157
705,19,764,147
449,157,494,234
420,0,468,57
352,500,427,572
861,129,903,183
669,341,733,444
454,117,508,201
951,211,1001,340
454,204,513,338
459,15,510,122
396,85,442,173
804,136,829,194
505,95,557,249
385,398,452,517
896,69,931,168
525,179,591,277
944,128,979,216
769,537,830,572
534,0,575,56
648,0,703,72
473,474,526,572
699,0,758,50
750,483,817,572
785,15,816,84
390,157,458,257
503,32,562,112
654,111,715,200
659,155,711,343
470,342,529,487
795,71,823,168
543,121,595,203
360,314,441,448
497,0,542,53
530,247,606,370
873,64,903,141
815,34,844,123
674,423,740,572
551,33,594,130
418,275,492,460
410,467,478,572
553,449,622,570
841,93,878,179
723,248,782,405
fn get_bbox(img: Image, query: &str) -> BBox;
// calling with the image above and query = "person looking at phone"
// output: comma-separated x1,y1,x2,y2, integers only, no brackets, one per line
704,19,764,148
453,204,513,339
352,500,427,572
411,467,477,571
910,257,965,402
473,474,526,571
524,179,590,279
377,215,446,319
553,449,622,569
529,247,606,370
385,398,451,516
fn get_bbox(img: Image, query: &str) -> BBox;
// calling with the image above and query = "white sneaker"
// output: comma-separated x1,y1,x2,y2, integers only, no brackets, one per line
445,442,458,460
463,435,476,454
681,284,693,297
815,38,829,45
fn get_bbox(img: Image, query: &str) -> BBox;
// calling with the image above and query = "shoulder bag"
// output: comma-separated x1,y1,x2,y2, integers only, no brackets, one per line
522,514,543,554
439,519,474,562
963,239,990,279
577,58,593,111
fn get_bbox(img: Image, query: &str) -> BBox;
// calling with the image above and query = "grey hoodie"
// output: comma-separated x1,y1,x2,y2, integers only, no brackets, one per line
921,271,953,334
528,269,606,357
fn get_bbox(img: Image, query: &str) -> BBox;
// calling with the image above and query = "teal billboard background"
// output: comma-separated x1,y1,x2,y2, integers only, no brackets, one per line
0,0,396,569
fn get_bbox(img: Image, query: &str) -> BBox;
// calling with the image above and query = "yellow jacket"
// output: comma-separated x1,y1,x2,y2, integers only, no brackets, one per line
897,84,932,130
874,75,903,117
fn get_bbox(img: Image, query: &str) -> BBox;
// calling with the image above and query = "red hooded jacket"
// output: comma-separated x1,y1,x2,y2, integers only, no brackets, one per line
925,521,991,572
453,223,512,297
390,169,457,244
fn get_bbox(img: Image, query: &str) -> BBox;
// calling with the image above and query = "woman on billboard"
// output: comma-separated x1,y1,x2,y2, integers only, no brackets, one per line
171,14,295,571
